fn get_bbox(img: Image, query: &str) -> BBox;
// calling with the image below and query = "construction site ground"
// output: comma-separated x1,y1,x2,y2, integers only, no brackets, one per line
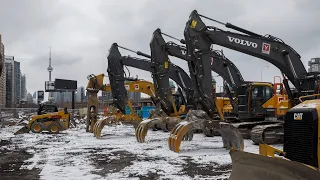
0,118,283,180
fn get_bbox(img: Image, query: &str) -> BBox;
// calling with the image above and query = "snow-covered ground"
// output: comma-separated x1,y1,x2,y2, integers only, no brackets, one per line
0,124,283,180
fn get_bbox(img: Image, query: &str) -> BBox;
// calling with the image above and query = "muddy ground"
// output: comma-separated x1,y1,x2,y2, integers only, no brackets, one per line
0,121,265,180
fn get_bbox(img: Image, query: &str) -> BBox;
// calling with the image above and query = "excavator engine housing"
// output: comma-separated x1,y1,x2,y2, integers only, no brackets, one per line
284,99,320,168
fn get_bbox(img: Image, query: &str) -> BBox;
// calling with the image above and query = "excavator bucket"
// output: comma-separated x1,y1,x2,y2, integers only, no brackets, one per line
14,126,30,135
168,121,194,152
229,150,320,180
93,116,117,139
135,117,163,143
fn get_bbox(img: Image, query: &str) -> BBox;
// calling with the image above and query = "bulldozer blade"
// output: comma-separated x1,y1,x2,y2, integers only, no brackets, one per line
219,122,244,151
168,121,194,153
14,126,29,135
135,118,161,143
229,150,320,180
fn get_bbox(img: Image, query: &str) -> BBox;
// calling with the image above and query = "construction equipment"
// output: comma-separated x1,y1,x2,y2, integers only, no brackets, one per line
146,29,286,152
14,104,70,135
186,10,320,105
150,28,290,122
151,31,244,152
175,10,320,147
229,96,320,180
107,43,194,138
87,74,156,138
91,43,191,137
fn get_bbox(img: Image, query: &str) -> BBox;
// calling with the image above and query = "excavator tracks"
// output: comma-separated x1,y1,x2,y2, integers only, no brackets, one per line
224,120,284,145
251,123,284,145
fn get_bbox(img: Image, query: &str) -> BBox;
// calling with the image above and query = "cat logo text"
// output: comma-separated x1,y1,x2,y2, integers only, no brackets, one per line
293,113,303,120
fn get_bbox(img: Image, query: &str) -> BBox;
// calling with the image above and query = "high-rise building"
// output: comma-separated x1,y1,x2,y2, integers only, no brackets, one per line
76,86,85,102
27,92,33,104
21,74,27,101
308,58,320,72
102,91,112,101
0,34,6,108
5,56,21,107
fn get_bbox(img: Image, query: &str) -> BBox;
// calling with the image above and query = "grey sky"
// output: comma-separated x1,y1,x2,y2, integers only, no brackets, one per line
0,0,319,98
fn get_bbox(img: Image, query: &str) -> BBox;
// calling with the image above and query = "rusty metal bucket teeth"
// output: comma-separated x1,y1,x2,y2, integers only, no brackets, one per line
168,121,194,153
135,118,159,143
229,150,320,180
219,122,244,151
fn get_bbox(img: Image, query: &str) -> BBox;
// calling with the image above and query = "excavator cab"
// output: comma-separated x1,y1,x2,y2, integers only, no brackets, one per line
237,82,274,120
172,94,187,117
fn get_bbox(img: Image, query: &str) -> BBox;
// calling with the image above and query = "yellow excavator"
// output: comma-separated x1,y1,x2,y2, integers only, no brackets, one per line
229,95,320,179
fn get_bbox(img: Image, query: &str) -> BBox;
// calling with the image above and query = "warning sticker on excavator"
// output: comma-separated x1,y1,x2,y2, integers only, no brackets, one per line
278,97,284,102
134,84,139,90
190,20,197,28
262,43,271,54
164,61,168,68
125,85,130,90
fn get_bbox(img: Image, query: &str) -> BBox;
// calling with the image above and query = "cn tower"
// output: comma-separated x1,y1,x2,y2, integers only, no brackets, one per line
47,47,53,102
47,47,53,81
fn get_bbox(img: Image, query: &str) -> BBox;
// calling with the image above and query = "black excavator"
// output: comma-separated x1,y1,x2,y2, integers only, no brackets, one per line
150,29,287,150
105,43,196,136
182,10,320,179
144,32,245,152
185,10,319,103
181,10,320,146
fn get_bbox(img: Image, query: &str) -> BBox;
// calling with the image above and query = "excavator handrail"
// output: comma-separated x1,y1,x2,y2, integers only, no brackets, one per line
298,94,320,103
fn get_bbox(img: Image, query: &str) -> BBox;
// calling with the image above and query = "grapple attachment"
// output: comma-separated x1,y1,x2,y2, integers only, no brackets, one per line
229,149,320,180
167,110,244,153
93,116,117,138
135,117,163,143
168,121,194,152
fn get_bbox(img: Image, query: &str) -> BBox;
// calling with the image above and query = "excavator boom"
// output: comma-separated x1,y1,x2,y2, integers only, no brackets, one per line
185,10,319,103
148,29,244,152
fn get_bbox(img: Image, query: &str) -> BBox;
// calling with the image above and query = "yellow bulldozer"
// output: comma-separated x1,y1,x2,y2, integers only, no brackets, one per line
229,94,320,180
14,104,71,135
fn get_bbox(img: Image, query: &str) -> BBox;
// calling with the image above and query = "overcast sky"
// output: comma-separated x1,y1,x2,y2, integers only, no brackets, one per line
0,0,319,98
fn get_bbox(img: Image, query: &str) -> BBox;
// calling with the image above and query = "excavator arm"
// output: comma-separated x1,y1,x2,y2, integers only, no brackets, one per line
109,43,193,116
152,28,216,119
90,77,157,138
150,30,244,152
151,28,246,116
107,44,128,114
185,10,319,104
